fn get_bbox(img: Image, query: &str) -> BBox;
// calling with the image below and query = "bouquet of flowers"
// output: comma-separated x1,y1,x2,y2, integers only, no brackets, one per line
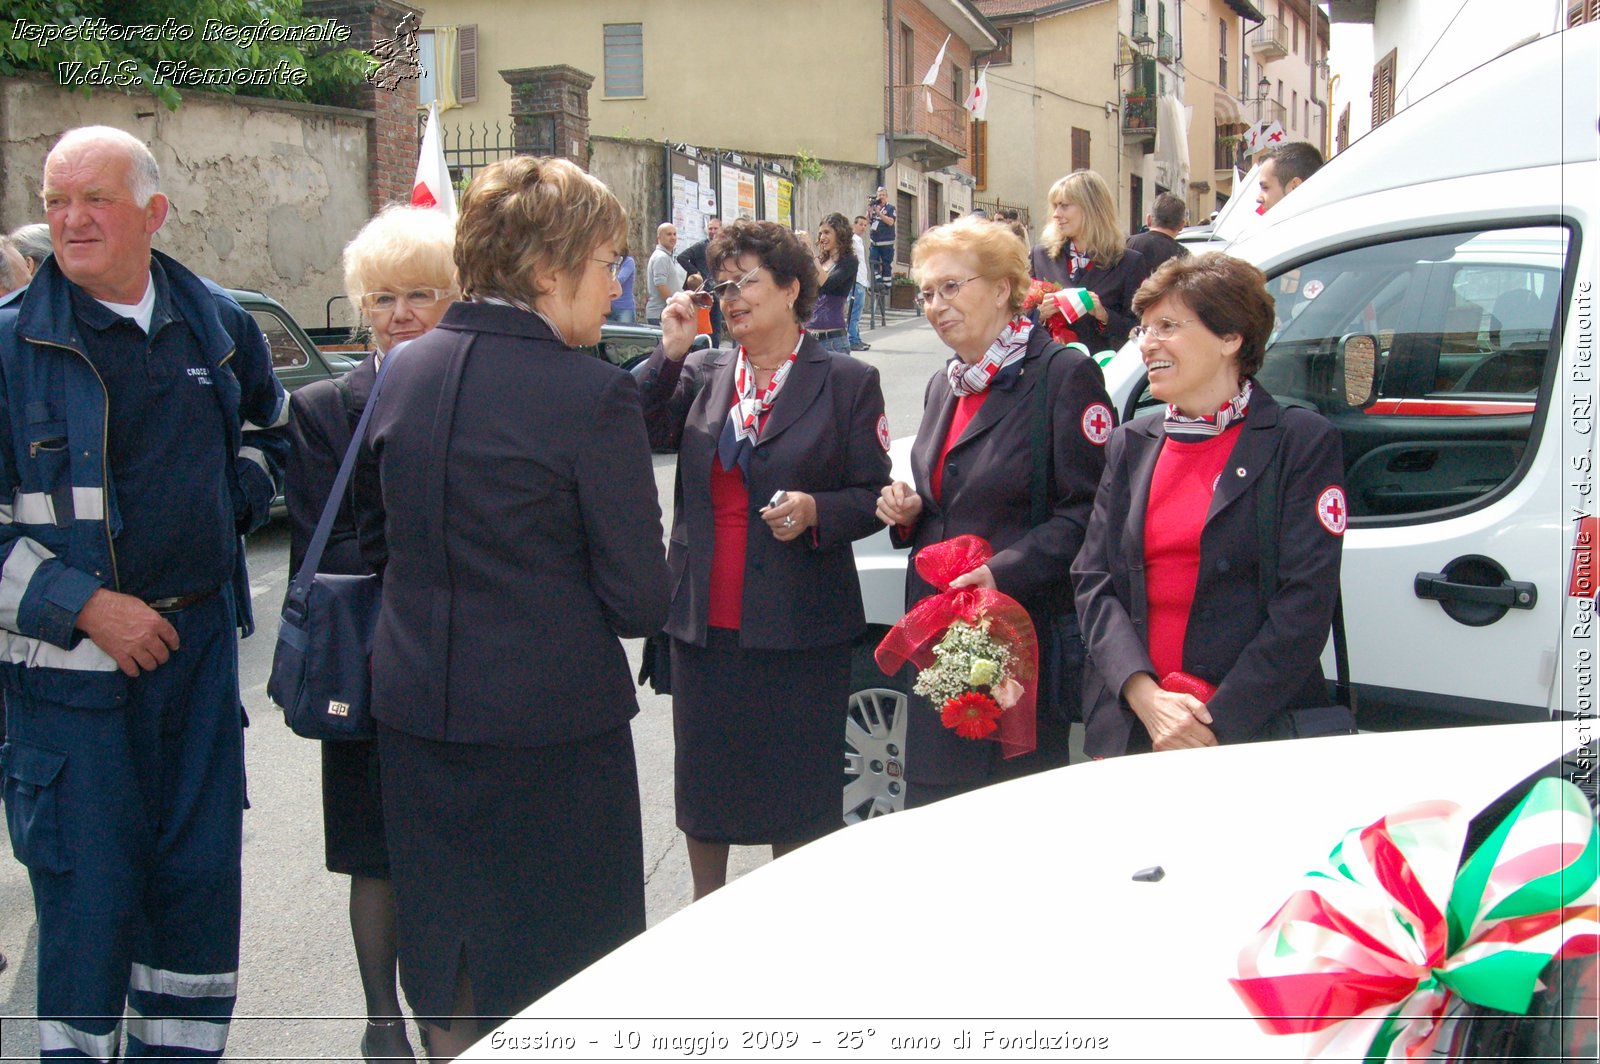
875,535,1039,757
911,617,1024,739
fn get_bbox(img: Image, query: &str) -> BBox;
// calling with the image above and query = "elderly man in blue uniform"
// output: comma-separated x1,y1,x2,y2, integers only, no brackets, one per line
0,125,289,1060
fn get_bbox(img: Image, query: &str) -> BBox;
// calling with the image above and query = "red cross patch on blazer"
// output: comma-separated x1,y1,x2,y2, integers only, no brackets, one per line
1080,403,1113,446
1317,486,1348,535
877,413,891,452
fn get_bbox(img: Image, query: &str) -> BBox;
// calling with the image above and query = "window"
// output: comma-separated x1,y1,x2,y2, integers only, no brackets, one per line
1255,226,1567,519
417,25,478,107
953,65,964,108
1335,103,1350,152
1293,15,1300,56
1277,79,1284,104
1242,54,1251,98
1570,0,1600,26
900,23,914,85
1305,99,1311,135
1071,127,1090,172
1372,48,1398,127
1292,89,1298,129
1218,20,1228,87
603,23,643,97
972,120,987,190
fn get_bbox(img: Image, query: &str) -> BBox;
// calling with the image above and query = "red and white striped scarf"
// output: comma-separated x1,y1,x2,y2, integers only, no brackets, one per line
946,317,1033,397
726,334,803,447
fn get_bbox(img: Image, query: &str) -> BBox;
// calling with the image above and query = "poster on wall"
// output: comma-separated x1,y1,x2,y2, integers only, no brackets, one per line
776,176,794,229
667,148,711,244
697,162,717,216
720,161,757,223
761,172,779,223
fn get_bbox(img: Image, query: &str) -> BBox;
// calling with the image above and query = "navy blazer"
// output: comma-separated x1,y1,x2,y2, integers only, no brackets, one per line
637,335,891,650
893,327,1112,785
1028,242,1150,351
355,302,671,748
1072,385,1345,755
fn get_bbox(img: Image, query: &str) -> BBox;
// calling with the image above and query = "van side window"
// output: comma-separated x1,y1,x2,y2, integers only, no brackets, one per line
1256,225,1567,521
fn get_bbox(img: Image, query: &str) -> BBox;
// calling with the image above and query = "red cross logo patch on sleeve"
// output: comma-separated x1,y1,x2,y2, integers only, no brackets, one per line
876,413,891,452
1317,486,1348,535
1080,403,1113,446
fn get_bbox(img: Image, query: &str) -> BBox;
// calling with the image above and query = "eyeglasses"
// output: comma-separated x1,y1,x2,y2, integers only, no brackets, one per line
361,288,454,314
915,276,981,309
1129,318,1198,343
704,265,763,305
592,256,626,281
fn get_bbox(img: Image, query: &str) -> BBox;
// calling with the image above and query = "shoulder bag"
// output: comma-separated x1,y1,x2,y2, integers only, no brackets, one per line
267,353,397,740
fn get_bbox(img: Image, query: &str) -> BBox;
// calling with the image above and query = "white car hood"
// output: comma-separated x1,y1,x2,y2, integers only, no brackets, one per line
491,722,1581,1055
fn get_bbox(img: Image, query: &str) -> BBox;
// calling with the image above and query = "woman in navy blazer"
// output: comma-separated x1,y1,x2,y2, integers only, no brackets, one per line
1072,253,1345,756
355,158,670,1057
876,216,1113,806
1029,169,1150,353
638,220,890,899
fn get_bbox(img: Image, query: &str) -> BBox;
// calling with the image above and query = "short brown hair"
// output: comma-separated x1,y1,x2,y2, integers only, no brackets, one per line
1132,252,1275,379
707,219,819,323
911,215,1030,316
455,156,626,306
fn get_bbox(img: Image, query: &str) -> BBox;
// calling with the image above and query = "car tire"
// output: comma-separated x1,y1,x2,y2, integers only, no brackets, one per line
844,632,908,824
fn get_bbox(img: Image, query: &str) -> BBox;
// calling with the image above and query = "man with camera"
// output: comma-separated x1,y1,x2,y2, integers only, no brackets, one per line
868,187,896,283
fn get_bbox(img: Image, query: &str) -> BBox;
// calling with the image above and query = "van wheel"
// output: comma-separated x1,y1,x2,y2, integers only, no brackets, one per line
844,633,908,824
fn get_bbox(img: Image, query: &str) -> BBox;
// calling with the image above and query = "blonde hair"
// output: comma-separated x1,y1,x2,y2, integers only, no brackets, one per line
456,156,626,306
1042,170,1125,266
911,215,1031,316
342,205,458,315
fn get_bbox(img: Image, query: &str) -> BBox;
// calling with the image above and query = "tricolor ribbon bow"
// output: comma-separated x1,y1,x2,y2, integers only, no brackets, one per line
1231,777,1600,1062
874,535,1038,759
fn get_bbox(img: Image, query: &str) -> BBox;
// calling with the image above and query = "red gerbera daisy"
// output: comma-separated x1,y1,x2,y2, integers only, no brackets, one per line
941,691,1003,740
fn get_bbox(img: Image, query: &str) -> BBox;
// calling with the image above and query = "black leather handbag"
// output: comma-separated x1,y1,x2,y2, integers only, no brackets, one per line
267,353,397,741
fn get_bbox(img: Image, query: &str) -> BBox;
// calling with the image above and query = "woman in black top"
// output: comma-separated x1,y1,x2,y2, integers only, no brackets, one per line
1029,169,1150,353
283,204,457,1063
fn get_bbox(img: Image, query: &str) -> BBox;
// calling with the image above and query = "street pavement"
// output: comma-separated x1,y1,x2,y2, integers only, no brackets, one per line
0,310,948,1061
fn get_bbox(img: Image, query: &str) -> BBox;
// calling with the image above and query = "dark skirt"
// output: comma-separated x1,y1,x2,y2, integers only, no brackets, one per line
321,738,389,878
671,629,849,845
378,721,645,1023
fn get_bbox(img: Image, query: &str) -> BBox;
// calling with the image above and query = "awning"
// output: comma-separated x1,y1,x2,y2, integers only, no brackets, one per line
1214,91,1246,126
1155,95,1191,193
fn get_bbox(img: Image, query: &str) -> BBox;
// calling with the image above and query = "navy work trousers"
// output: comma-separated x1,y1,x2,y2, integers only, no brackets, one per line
3,590,243,1061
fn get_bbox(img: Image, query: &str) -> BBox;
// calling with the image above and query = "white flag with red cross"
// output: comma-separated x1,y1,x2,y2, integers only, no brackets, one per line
412,101,457,220
964,65,989,121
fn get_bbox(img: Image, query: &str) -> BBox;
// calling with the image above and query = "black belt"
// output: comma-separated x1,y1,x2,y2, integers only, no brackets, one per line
811,329,846,340
145,587,220,614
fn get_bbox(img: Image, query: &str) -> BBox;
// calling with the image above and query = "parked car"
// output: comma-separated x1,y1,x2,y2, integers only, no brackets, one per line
845,23,1598,821
488,720,1593,1062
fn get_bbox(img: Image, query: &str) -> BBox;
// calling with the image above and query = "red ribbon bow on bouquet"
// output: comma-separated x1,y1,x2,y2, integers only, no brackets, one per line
874,535,1038,759
1020,279,1084,347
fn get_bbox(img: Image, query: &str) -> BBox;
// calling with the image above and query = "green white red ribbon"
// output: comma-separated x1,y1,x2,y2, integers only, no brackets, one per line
1231,777,1599,1061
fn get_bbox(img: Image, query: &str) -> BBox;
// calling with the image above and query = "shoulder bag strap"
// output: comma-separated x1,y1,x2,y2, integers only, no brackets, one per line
285,353,400,608
1255,434,1350,704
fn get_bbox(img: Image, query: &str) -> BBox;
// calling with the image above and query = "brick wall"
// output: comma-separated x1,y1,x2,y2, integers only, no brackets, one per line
884,0,979,177
304,0,421,213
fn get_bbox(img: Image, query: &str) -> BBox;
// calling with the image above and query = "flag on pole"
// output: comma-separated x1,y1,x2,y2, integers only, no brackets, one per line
922,33,950,113
412,101,457,220
963,65,989,121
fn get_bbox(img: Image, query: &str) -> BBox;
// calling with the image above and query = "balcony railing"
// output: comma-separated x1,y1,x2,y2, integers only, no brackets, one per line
1247,15,1288,59
1249,97,1288,129
1123,92,1157,138
1130,12,1151,43
1156,30,1175,63
888,83,968,157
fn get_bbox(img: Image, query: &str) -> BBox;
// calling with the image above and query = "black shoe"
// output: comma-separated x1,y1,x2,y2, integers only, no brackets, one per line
850,342,870,351
361,1020,415,1062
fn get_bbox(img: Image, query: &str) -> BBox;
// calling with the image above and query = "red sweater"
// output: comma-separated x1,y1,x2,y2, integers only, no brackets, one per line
1143,425,1241,680
930,391,988,503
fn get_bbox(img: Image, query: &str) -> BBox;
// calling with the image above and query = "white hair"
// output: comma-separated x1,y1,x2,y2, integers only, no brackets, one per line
45,126,161,207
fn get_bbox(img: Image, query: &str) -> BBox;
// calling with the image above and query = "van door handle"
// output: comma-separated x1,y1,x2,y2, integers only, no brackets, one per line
1414,572,1537,609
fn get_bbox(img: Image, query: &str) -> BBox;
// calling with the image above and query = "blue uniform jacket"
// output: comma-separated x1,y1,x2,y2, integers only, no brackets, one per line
0,251,289,708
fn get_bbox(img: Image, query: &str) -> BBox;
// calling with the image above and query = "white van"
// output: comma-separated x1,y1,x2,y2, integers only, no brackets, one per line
847,23,1598,820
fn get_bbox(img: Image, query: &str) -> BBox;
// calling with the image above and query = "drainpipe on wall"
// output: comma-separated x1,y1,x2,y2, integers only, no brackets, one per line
885,0,895,191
